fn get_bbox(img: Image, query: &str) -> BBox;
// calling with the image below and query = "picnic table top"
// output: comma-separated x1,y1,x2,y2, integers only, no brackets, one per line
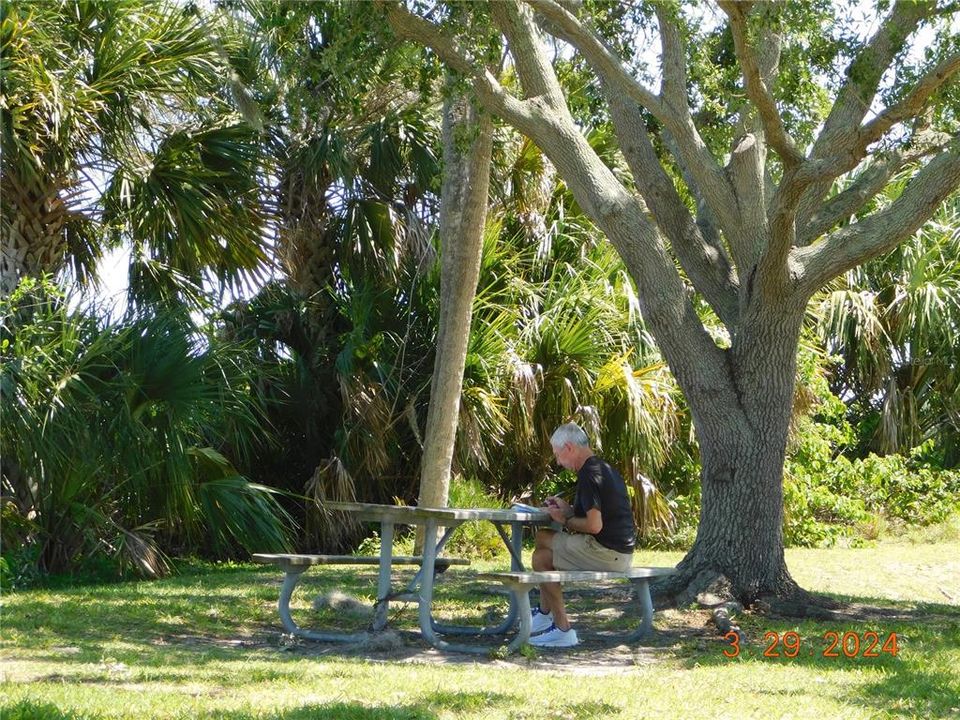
324,500,551,524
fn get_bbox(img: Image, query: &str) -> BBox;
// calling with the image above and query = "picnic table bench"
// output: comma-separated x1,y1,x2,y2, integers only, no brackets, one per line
477,566,677,652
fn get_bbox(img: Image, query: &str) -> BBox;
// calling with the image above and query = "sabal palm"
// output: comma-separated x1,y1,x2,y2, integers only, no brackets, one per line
1,0,267,301
815,189,960,463
214,2,443,544
1,278,293,576
221,0,440,300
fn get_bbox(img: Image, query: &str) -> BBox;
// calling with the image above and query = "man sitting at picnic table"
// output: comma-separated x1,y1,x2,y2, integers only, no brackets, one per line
530,422,636,647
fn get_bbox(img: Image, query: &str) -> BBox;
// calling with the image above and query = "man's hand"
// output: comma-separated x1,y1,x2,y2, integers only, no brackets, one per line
546,505,568,524
544,496,572,525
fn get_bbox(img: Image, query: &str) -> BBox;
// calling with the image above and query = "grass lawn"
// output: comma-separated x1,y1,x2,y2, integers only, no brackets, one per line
2,536,958,720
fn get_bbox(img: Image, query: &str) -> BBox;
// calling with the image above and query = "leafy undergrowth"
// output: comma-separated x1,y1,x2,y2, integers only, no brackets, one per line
1,539,958,720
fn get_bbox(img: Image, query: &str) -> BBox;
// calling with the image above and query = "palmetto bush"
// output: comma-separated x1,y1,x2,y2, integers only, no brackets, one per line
0,278,292,581
814,189,960,465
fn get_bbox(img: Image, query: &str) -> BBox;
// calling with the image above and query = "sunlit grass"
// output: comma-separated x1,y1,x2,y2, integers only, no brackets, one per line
2,536,958,720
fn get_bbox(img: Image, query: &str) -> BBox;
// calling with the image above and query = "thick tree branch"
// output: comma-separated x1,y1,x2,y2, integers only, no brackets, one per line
799,134,951,245
753,167,805,296
790,49,960,227
796,144,960,295
490,0,565,104
655,4,687,113
488,0,746,428
859,51,960,147
814,0,931,154
606,88,740,328
719,1,802,168
727,17,783,279
661,128,736,288
526,0,662,112
526,0,744,248
799,156,902,246
796,0,933,223
797,51,960,193
727,131,769,273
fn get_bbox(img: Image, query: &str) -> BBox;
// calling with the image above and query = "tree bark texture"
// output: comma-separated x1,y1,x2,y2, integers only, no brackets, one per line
416,88,493,511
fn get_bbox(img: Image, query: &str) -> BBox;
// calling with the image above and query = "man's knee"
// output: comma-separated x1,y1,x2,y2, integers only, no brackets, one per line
534,529,555,549
532,547,554,571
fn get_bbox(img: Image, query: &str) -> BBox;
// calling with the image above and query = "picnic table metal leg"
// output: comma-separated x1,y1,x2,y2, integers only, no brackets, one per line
373,520,395,631
277,566,307,635
275,565,368,643
509,521,524,570
428,520,523,637
624,578,655,641
404,524,458,596
505,521,524,627
417,519,442,646
504,581,534,652
417,521,534,654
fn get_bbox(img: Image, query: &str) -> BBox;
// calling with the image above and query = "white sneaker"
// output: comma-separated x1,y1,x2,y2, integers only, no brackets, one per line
530,607,554,634
528,624,579,647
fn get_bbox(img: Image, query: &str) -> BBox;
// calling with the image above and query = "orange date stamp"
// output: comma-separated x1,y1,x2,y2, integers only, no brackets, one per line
722,631,899,659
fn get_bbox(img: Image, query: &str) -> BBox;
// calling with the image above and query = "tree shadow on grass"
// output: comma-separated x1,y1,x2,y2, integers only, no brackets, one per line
2,692,528,720
6,569,959,710
0,698,439,720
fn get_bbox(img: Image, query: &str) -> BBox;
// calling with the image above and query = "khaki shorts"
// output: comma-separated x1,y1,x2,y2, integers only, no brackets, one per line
551,532,632,572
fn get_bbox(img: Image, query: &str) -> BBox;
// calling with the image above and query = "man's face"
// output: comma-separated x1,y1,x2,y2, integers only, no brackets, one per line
552,441,575,470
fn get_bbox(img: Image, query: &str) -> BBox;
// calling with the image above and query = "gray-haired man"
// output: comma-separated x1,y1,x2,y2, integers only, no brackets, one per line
529,422,636,647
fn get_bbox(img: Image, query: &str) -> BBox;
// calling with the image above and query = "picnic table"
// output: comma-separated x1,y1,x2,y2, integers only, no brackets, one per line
333,501,554,652
255,501,675,654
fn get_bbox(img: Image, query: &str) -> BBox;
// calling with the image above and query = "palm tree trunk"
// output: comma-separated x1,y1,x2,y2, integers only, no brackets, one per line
1,172,68,297
417,87,494,515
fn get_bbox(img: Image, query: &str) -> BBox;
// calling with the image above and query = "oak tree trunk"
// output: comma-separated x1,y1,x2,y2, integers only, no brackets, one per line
658,302,810,605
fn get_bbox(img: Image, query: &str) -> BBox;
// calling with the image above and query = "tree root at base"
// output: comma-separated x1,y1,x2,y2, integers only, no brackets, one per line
652,564,847,631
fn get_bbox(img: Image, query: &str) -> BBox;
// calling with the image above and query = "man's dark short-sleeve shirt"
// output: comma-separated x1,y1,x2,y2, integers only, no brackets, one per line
573,455,636,554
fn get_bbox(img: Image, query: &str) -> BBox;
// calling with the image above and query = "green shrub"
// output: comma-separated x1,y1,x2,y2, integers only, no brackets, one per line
853,446,960,524
647,493,698,550
445,476,507,559
783,417,960,546
648,423,960,550
349,478,506,560
0,278,293,579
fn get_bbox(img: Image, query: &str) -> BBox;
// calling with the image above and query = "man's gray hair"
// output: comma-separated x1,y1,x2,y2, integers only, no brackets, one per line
550,422,590,448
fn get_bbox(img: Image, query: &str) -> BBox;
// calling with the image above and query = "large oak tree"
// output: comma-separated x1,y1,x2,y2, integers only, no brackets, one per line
383,0,960,607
